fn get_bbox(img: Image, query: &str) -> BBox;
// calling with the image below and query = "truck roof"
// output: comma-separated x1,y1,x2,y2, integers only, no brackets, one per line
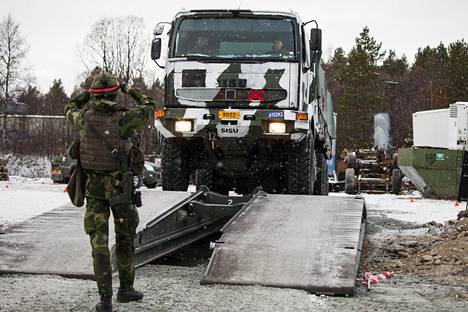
174,9,302,22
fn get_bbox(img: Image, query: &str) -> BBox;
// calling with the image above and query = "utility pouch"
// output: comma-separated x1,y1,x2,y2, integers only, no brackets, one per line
134,191,142,207
67,159,85,207
68,140,80,160
130,146,145,175
66,139,85,207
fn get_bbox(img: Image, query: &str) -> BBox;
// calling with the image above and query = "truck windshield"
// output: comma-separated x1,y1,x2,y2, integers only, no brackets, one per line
173,18,296,60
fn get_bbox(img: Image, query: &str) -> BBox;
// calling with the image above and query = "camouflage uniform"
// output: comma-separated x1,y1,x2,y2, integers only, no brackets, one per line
65,80,156,302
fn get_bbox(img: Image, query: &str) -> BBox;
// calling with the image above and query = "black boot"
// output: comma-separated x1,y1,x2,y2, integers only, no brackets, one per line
95,297,113,312
117,287,144,303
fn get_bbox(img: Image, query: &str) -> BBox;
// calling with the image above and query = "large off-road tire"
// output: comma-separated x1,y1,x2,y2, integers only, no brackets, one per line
392,168,402,194
314,152,329,195
287,136,316,195
345,168,356,194
161,138,189,191
144,182,158,189
195,169,214,191
195,169,230,195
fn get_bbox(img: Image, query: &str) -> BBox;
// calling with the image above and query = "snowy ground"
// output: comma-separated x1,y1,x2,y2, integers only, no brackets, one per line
0,178,68,231
0,180,467,311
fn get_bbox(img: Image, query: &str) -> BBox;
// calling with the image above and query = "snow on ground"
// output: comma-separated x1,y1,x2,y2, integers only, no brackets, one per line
0,177,69,230
331,192,464,224
363,193,464,224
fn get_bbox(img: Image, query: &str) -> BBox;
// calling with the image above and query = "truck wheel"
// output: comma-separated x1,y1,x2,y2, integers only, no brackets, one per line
287,136,316,195
161,138,189,191
314,152,329,195
345,168,356,194
144,182,158,189
195,169,214,191
392,168,402,194
347,152,357,169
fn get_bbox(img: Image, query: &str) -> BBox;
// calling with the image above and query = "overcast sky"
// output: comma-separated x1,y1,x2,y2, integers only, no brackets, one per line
3,0,467,95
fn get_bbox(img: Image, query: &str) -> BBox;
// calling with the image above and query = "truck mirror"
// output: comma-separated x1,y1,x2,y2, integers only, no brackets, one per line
154,23,165,36
151,38,162,60
310,28,322,51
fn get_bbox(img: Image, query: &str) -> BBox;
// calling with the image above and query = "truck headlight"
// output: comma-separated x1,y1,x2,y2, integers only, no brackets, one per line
269,122,286,134
175,120,192,132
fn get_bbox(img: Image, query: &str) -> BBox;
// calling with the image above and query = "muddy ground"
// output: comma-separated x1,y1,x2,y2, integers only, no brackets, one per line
0,193,467,311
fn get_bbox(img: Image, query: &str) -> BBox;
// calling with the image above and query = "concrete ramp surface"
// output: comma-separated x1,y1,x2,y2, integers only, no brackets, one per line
0,191,191,278
201,194,366,296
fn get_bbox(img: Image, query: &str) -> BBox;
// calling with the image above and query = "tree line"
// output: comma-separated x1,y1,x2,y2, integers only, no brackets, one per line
1,13,468,156
0,14,163,156
325,27,468,151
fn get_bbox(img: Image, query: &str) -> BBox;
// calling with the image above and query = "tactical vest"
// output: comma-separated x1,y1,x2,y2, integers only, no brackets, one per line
80,109,123,171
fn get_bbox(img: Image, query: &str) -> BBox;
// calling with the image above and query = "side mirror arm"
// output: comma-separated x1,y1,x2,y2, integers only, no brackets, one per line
153,60,165,69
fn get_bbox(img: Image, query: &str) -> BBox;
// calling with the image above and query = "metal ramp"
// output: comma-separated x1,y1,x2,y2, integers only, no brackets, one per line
131,188,258,268
1,188,366,295
0,191,192,278
201,194,366,296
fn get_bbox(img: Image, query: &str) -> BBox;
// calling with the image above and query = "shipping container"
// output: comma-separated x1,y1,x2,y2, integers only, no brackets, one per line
413,108,457,149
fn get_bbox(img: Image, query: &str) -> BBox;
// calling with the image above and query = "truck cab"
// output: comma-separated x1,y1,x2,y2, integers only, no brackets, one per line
152,10,335,195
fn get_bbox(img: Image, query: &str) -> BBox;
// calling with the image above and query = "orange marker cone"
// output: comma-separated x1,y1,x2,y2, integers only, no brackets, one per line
455,201,460,207
410,197,415,203
64,186,68,193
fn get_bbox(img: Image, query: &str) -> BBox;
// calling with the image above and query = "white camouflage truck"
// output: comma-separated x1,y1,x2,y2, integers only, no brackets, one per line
151,9,335,195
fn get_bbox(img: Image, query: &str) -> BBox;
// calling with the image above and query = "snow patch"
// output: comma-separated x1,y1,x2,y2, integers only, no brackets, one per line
3,154,51,178
0,180,69,230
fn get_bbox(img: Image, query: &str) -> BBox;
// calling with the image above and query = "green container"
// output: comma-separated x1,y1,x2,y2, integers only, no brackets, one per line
398,147,464,199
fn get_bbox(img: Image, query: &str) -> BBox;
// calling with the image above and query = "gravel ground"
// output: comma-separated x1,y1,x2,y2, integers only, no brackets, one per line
0,265,466,312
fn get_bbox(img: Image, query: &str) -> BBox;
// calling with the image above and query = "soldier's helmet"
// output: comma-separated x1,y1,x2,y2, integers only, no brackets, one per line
89,73,120,101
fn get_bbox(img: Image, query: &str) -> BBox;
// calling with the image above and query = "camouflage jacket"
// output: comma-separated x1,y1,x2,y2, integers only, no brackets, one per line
65,88,156,200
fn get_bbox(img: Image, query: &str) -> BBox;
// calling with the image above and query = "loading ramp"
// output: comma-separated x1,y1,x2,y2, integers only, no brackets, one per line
0,188,366,296
201,194,366,296
0,191,192,278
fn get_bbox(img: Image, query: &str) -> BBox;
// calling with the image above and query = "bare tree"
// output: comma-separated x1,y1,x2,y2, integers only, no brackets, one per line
0,14,28,109
0,14,28,152
79,16,148,84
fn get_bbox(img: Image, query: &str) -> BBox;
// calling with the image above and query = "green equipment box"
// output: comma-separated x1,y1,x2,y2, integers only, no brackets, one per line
398,147,466,199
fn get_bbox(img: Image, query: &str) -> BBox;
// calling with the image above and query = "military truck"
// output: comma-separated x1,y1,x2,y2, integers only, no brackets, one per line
151,9,335,195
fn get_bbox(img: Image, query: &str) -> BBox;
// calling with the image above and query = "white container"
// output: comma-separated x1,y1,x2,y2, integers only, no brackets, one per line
449,102,468,145
413,108,457,149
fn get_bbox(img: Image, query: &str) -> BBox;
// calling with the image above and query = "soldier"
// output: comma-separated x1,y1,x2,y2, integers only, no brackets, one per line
65,73,156,312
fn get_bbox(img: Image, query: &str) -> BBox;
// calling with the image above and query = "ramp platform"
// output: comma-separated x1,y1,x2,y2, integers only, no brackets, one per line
201,194,366,296
0,191,191,278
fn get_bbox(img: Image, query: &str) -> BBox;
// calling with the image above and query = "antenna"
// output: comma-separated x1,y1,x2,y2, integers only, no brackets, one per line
238,1,242,10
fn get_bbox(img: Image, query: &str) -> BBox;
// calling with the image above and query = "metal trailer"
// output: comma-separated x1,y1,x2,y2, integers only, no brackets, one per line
344,149,402,194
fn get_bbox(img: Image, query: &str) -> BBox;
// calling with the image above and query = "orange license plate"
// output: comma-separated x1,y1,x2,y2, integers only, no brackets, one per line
52,169,62,175
219,111,240,119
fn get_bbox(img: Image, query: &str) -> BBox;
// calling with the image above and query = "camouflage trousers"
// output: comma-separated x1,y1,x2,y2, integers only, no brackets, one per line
84,197,140,299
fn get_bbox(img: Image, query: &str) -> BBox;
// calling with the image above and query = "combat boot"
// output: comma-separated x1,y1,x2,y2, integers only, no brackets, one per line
117,286,144,303
95,297,113,312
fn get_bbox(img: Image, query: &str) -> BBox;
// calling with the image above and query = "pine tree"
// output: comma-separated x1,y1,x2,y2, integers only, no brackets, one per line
17,85,43,114
382,50,408,77
444,40,468,103
337,26,385,149
44,79,69,115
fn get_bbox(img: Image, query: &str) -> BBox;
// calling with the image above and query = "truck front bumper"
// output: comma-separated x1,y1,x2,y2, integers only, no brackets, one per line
155,108,310,141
